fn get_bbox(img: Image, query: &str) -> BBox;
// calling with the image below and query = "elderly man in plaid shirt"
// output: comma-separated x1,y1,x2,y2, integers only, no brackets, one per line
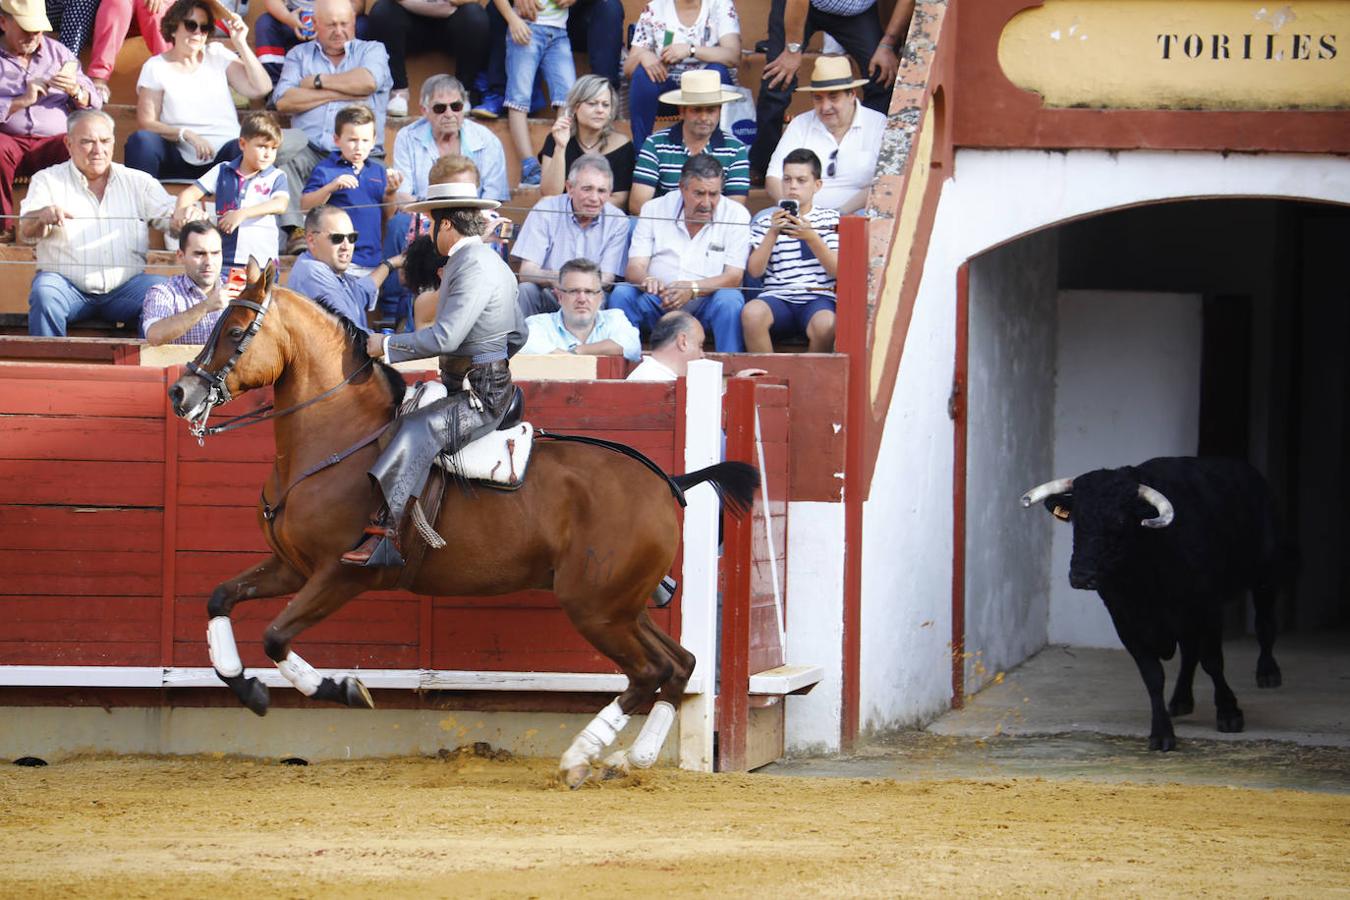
141,220,242,346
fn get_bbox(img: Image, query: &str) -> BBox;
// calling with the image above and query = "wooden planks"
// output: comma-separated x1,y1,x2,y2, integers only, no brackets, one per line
0,363,688,686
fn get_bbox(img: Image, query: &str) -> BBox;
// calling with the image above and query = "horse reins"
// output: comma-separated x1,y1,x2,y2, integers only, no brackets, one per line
183,283,393,532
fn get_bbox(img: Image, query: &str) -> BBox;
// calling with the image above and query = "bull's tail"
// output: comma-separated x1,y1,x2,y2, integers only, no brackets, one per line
673,462,759,517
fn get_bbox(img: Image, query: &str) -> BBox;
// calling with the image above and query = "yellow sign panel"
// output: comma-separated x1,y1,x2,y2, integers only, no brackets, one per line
999,1,1350,109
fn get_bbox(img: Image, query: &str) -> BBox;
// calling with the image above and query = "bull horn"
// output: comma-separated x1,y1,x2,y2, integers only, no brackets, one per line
1138,484,1174,528
1020,478,1075,509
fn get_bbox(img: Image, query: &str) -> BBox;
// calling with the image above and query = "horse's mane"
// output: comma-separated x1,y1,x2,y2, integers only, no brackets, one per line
274,284,407,409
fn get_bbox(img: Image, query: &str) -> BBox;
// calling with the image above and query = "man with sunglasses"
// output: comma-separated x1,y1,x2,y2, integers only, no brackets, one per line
764,55,885,215
391,73,509,207
286,204,403,327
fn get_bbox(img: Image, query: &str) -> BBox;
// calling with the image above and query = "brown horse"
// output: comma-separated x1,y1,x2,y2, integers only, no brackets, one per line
167,260,757,787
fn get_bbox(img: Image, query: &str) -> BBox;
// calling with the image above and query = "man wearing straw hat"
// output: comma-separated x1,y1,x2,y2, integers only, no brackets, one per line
0,0,100,240
343,180,526,567
765,55,885,215
749,0,912,179
627,68,749,215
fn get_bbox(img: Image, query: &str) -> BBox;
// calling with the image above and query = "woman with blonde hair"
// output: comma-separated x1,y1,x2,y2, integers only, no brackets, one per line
537,74,635,209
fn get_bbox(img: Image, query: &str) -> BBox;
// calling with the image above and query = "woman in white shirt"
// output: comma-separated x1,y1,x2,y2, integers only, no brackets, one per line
625,0,741,153
125,0,272,180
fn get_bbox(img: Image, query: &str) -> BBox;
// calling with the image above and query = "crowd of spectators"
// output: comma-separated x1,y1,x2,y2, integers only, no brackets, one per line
4,0,915,357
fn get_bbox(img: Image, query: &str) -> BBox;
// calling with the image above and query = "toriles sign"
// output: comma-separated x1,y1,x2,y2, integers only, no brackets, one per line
998,1,1349,109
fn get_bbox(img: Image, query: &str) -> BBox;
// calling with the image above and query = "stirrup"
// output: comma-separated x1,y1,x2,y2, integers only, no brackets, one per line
340,524,405,568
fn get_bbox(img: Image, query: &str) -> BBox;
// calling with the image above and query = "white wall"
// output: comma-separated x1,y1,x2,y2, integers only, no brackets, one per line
859,149,1350,734
1048,291,1203,646
783,501,845,754
963,233,1057,692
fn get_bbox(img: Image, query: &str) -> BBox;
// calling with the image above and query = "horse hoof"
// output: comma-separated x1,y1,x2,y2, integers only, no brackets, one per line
1256,669,1282,689
1148,734,1176,752
244,679,270,717
1217,711,1245,733
345,677,375,709
600,751,631,780
561,764,591,790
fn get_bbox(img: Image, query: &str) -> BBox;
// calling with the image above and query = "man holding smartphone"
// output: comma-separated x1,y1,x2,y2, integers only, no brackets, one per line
142,221,243,346
741,147,839,353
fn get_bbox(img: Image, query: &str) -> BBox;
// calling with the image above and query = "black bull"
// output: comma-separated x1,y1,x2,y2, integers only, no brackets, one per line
1023,457,1283,751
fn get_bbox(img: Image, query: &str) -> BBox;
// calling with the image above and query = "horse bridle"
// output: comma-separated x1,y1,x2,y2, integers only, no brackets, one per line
183,282,374,443
184,286,275,441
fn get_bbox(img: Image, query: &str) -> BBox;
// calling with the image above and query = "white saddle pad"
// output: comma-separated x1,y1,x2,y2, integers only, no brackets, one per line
400,380,534,488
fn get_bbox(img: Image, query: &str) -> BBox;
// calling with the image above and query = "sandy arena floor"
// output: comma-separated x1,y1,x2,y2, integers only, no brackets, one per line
3,749,1349,898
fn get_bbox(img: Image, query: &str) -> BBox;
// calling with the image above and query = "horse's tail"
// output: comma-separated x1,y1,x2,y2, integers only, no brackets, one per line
673,462,760,518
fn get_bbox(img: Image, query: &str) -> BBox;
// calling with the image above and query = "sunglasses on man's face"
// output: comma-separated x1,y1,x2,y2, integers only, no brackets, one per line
431,101,465,115
325,232,359,245
181,18,211,33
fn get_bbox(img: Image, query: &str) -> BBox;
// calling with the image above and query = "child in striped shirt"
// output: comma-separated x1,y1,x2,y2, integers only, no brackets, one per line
742,148,839,352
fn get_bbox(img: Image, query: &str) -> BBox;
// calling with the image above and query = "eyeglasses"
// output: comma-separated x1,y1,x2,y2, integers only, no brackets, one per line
324,232,359,245
430,101,465,115
558,288,602,298
181,18,211,33
827,149,839,178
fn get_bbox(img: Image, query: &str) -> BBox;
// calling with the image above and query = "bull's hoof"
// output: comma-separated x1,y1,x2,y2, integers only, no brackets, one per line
1148,733,1177,752
1256,664,1282,689
1168,697,1194,717
561,763,592,790
1217,710,1245,733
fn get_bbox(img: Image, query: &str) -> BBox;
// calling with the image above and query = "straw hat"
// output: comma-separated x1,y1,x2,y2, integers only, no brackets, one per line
403,180,501,214
0,0,52,33
658,69,741,106
795,55,869,92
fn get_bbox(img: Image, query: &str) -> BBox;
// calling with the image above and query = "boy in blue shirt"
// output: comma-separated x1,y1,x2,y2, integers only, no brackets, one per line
172,112,290,267
302,104,404,276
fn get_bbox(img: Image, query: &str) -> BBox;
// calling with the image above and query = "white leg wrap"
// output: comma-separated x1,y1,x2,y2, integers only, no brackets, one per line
276,651,323,696
560,698,629,769
628,701,676,768
206,616,243,678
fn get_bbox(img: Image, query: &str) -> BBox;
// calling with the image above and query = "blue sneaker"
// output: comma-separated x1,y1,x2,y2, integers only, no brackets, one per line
472,91,504,120
519,156,541,188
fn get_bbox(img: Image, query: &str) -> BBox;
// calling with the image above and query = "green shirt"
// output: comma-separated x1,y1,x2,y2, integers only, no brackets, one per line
632,123,750,198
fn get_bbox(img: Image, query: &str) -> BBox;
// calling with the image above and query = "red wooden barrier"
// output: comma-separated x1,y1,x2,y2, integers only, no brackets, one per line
0,362,682,682
718,377,790,772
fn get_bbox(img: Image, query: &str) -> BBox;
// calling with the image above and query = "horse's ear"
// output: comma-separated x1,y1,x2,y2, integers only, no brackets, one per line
245,256,262,284
261,258,277,291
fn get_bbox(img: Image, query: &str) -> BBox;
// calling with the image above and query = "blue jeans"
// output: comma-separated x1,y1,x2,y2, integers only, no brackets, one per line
124,130,239,180
629,63,731,154
28,271,166,336
504,22,575,111
609,283,744,352
485,0,621,92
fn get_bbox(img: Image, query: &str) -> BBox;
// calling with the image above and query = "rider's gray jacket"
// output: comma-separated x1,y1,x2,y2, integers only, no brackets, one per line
385,236,526,365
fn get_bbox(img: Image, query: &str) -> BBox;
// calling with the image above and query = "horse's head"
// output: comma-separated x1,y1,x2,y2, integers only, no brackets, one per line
169,258,283,433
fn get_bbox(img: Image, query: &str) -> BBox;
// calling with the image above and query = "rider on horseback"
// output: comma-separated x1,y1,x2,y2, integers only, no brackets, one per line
343,181,526,567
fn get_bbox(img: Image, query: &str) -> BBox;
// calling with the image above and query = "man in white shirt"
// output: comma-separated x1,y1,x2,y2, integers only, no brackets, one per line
609,153,749,352
520,258,641,361
627,310,706,381
21,108,174,336
765,55,886,215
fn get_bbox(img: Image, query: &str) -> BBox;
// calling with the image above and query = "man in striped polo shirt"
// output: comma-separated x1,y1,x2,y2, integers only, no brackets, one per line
627,69,749,214
741,148,838,352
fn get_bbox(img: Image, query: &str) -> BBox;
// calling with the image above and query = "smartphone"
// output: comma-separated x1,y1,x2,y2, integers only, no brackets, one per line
227,267,247,289
778,199,799,217
57,60,78,80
